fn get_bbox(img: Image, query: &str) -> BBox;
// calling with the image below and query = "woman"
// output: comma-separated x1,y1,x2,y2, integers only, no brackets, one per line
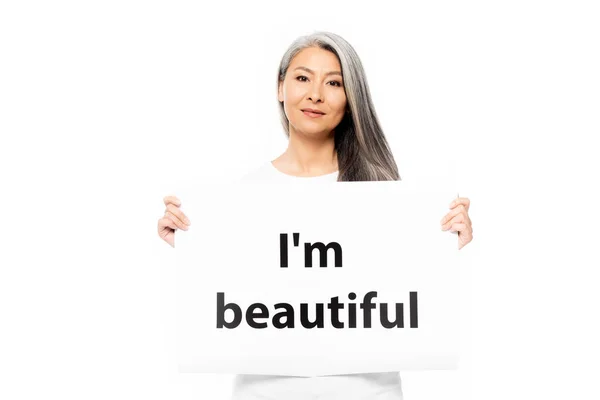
158,31,473,399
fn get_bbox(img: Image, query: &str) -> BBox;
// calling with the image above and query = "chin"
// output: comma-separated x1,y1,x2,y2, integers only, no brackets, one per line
293,124,333,138
289,118,331,135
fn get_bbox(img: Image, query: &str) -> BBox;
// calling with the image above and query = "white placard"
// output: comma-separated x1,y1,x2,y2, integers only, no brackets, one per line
174,181,459,376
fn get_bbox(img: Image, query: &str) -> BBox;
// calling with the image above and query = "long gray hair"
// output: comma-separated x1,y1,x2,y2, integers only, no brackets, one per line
277,31,401,181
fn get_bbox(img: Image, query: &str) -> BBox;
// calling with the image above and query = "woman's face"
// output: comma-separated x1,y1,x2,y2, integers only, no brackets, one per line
278,47,347,139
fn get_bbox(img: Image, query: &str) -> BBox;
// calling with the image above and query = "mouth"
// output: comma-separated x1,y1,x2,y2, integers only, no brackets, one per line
301,109,325,118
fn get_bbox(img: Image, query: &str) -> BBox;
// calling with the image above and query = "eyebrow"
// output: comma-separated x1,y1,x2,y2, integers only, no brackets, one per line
294,66,342,77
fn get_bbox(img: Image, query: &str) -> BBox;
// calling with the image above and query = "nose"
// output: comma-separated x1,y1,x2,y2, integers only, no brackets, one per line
307,81,323,103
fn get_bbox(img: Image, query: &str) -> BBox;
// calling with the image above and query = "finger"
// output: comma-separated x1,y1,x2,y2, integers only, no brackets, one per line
165,210,189,230
440,205,466,226
449,223,466,233
166,203,190,225
158,217,179,229
442,213,465,230
458,228,474,250
163,195,181,207
158,217,178,232
449,197,470,211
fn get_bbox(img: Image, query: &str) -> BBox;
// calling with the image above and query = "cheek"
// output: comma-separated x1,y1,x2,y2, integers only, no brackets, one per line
282,86,304,118
282,95,299,123
284,84,304,104
331,95,347,117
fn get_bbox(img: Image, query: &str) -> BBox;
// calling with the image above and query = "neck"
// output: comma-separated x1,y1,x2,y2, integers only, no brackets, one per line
276,127,338,176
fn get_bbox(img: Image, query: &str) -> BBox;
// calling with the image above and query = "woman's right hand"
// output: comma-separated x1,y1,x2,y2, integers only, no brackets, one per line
157,195,191,248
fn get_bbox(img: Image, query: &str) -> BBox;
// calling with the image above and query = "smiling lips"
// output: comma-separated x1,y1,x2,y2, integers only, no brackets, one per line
301,108,325,118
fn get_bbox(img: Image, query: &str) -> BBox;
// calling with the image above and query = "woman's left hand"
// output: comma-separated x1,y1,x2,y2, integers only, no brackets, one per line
440,197,473,250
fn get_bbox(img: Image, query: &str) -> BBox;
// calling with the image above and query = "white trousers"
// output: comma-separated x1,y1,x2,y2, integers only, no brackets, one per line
230,372,403,400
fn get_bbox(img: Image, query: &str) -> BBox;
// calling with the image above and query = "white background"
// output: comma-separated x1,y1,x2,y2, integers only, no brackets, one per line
1,1,599,399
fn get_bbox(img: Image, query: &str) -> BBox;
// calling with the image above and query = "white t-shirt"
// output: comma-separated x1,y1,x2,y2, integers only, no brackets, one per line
230,161,404,400
241,161,340,183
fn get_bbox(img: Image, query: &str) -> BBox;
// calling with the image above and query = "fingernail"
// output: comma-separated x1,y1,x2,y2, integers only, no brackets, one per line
184,218,190,224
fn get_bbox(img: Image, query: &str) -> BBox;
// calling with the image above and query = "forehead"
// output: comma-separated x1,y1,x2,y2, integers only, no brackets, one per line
289,47,341,71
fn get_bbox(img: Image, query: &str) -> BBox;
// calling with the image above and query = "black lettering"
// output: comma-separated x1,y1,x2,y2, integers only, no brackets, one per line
280,233,288,268
246,303,269,329
327,296,344,328
216,292,241,329
380,303,404,328
410,291,418,328
360,291,378,328
273,303,295,329
300,303,324,328
348,292,357,328
304,241,343,268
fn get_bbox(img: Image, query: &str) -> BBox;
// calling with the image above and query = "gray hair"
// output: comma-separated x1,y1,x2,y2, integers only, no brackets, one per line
277,31,400,181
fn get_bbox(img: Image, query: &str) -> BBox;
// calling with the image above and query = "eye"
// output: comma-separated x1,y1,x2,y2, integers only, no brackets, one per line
329,81,342,87
296,75,308,82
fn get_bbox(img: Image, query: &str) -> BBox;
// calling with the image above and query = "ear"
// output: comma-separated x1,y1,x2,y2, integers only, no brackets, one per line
278,80,283,103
